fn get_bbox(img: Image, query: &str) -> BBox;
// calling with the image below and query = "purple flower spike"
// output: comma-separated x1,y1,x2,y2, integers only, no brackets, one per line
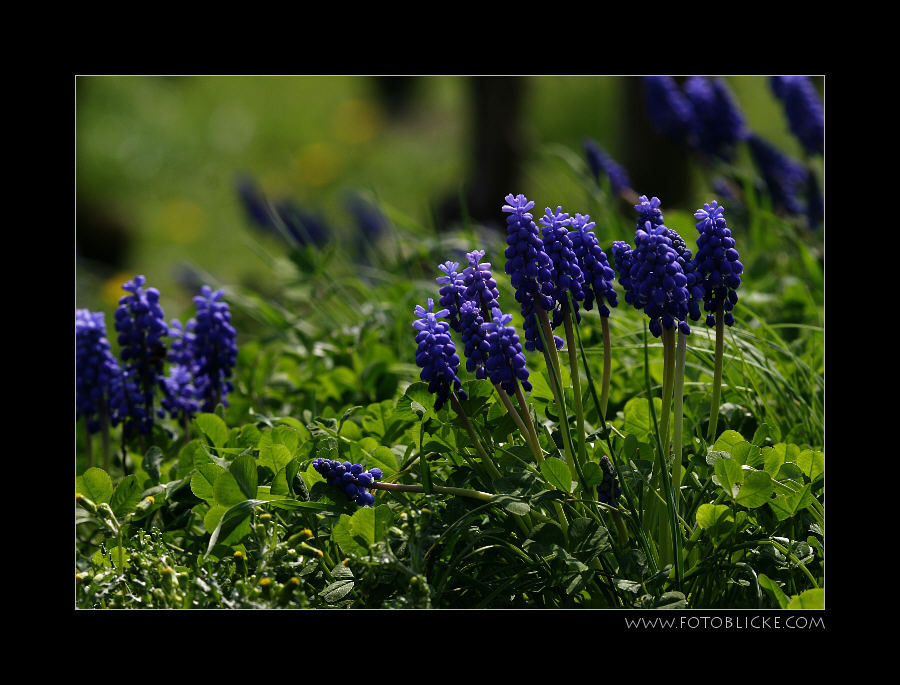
413,298,467,411
694,201,742,327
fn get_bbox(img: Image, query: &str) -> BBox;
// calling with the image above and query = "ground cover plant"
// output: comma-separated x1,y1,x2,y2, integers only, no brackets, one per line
75,75,824,610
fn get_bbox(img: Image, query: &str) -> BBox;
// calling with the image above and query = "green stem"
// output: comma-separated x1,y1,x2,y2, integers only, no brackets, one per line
562,303,587,483
672,329,688,510
513,382,543,464
707,303,725,442
600,315,612,418
535,304,576,474
496,385,542,462
659,325,677,456
371,481,494,502
450,392,500,481
84,426,94,470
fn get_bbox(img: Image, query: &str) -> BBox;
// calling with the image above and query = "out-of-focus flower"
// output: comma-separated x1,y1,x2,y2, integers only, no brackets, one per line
770,76,824,156
642,76,698,147
747,133,808,215
682,76,748,161
76,310,122,434
191,286,238,413
583,139,633,194
111,275,168,436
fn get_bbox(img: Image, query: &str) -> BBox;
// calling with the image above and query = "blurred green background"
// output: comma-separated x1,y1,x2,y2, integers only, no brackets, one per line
75,75,819,321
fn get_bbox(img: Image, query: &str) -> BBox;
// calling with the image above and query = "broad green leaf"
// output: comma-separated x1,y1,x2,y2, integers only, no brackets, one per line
713,430,746,454
230,454,258,500
758,573,790,609
762,445,784,477
696,503,733,531
581,461,605,489
203,504,227,534
796,450,824,482
76,467,113,504
191,463,225,503
731,441,763,468
93,547,130,569
367,445,398,475
769,484,812,521
332,514,369,557
541,457,573,493
350,506,376,548
735,470,774,509
787,588,824,610
214,471,248,508
109,475,143,518
568,517,611,558
259,443,293,475
205,500,256,554
713,458,744,500
320,566,355,603
193,413,229,448
491,495,531,516
624,397,663,443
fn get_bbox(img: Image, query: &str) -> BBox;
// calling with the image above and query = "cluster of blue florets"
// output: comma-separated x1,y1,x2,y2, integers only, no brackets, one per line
502,193,563,353
694,201,743,327
569,214,618,316
540,206,586,326
112,276,170,436
643,76,747,162
769,76,824,157
746,133,808,216
76,310,123,434
583,139,633,195
312,458,383,507
613,201,694,337
461,250,500,315
458,299,490,381
483,308,532,395
436,261,466,332
413,298,467,411
77,276,238,439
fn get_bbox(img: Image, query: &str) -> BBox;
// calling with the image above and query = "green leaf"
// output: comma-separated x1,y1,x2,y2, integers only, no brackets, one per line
624,396,663,443
735,470,774,509
758,573,790,609
320,566,355,603
696,503,734,535
713,430,746,454
366,445,398,475
540,457,573,493
796,450,824,482
568,517,611,558
214,471,248,508
731,441,763,468
713,458,744,500
762,445,785,477
395,382,436,422
143,446,164,485
769,484,812,521
76,467,113,504
787,588,824,610
259,443,293,475
109,475,143,518
193,413,229,449
229,454,258,500
191,463,225,503
332,514,369,558
205,500,256,555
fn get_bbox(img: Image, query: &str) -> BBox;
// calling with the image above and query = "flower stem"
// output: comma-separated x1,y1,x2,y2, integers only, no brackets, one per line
496,386,542,463
659,325,677,457
707,303,726,442
600,315,612,418
371,480,494,502
450,392,501,481
561,303,587,481
672,329,688,510
514,382,543,463
535,304,577,475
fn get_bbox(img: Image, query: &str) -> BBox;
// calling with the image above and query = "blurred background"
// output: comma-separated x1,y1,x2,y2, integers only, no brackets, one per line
75,75,822,322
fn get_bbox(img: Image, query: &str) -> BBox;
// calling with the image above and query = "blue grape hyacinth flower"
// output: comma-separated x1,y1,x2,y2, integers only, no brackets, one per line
770,76,824,157
312,458,383,507
112,275,169,436
642,76,698,148
191,286,238,413
694,201,743,327
413,298,467,411
436,261,466,332
682,76,748,161
502,193,563,352
583,139,633,195
540,206,586,326
569,214,619,316
458,299,491,381
634,195,665,229
461,249,501,316
483,307,533,395
596,455,622,507
613,208,693,337
76,309,123,434
747,133,811,217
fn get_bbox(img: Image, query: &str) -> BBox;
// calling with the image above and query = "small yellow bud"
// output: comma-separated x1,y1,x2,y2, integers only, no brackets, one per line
259,513,272,521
